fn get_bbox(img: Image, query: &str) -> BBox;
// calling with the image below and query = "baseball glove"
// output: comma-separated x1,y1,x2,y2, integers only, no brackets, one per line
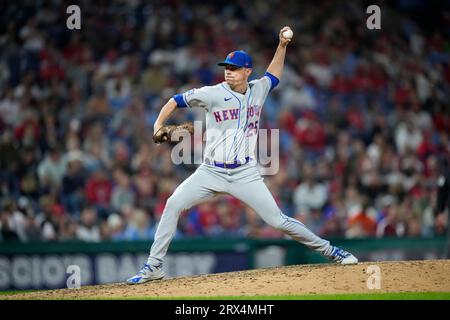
153,122,194,144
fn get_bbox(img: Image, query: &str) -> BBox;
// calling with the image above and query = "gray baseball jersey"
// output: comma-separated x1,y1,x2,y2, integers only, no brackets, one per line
174,74,274,163
146,73,337,267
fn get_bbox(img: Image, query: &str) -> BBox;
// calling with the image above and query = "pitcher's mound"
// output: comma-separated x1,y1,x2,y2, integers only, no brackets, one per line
3,259,450,299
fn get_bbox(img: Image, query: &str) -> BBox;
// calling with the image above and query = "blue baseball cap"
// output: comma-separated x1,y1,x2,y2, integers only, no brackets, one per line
218,50,253,68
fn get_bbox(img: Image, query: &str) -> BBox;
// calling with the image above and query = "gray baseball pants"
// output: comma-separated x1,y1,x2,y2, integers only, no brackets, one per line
148,161,334,264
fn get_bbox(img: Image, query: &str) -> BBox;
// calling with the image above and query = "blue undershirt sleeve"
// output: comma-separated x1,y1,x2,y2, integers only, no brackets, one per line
173,94,189,108
264,71,280,92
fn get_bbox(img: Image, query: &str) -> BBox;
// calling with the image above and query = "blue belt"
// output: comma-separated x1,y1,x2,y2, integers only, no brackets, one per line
206,157,251,169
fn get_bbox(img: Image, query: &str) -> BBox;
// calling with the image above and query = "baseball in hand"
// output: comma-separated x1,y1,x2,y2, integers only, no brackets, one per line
282,29,293,39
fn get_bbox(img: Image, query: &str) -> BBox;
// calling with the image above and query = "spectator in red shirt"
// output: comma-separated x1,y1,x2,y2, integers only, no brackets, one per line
294,111,326,160
346,105,365,136
346,202,377,238
85,167,112,219
39,44,65,82
14,110,41,147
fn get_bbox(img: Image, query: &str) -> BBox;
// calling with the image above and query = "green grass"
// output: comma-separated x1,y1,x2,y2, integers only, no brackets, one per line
0,290,36,296
128,292,450,300
3,291,449,300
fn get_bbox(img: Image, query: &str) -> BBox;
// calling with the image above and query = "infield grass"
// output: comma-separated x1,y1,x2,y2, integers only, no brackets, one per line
129,292,450,300
2,291,450,300
0,290,36,295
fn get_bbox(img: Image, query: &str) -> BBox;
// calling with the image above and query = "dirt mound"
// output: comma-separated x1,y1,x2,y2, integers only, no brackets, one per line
2,260,450,299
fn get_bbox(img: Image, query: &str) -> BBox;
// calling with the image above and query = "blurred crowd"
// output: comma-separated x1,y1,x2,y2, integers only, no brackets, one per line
0,0,449,242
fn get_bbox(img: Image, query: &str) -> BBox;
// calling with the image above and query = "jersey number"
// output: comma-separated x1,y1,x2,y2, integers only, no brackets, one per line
246,120,259,137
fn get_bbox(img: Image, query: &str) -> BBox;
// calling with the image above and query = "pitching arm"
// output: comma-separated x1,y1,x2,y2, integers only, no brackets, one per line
266,26,292,80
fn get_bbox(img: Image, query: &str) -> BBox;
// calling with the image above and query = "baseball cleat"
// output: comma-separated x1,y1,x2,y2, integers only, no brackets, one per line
126,263,165,284
329,246,358,265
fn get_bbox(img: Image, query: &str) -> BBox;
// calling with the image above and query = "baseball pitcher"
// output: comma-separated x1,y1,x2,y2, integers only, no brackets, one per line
127,26,358,284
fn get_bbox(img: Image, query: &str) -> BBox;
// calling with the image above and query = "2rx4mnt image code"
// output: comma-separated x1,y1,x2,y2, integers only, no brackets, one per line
175,304,274,317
